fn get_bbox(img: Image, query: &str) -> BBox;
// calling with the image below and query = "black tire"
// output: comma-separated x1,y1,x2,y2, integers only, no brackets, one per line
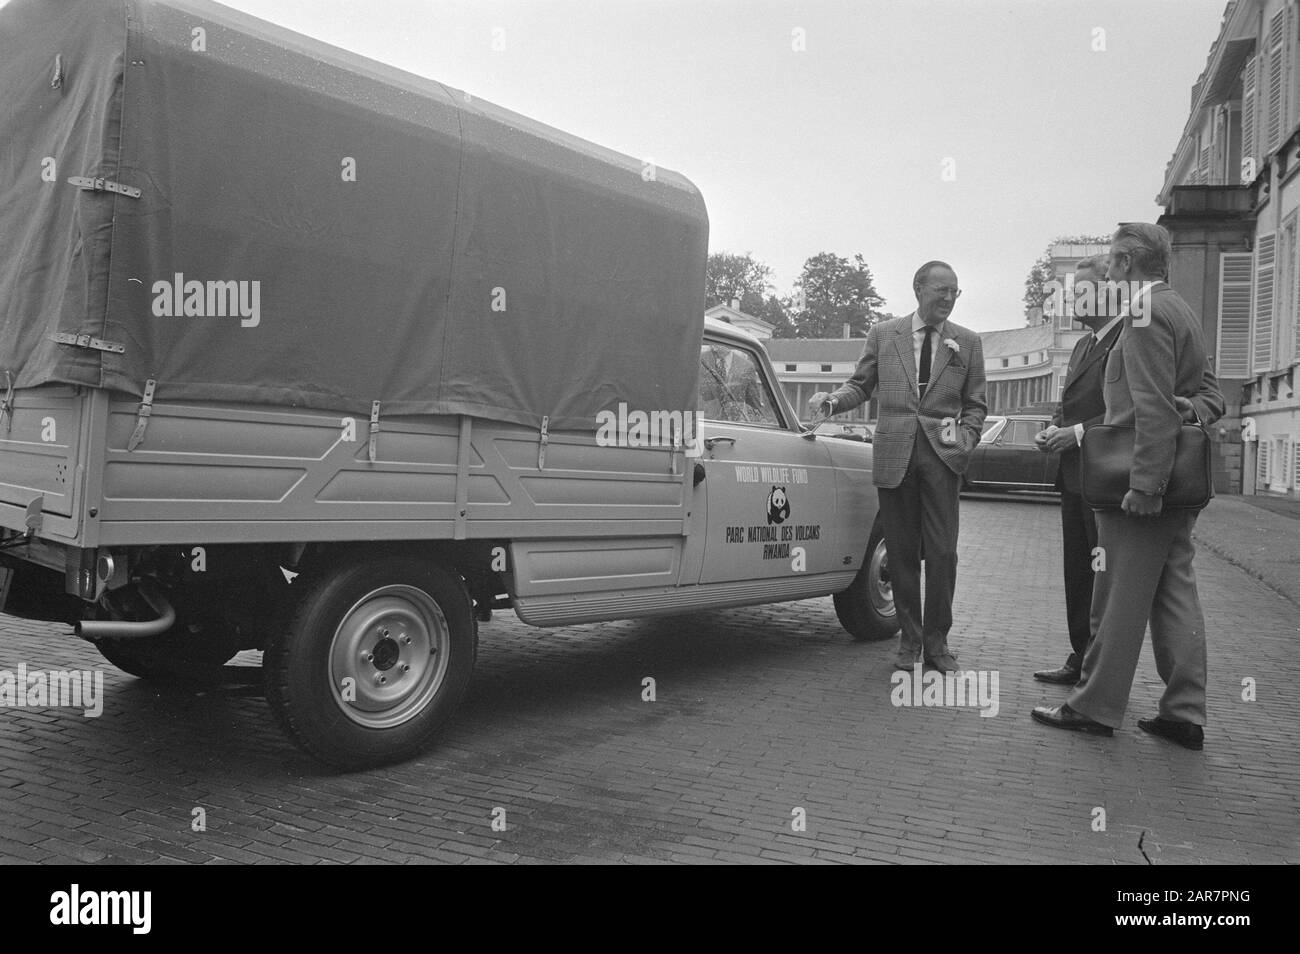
833,515,900,642
265,557,476,769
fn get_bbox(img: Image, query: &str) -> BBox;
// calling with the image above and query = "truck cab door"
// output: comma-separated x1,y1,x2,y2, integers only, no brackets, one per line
693,338,838,585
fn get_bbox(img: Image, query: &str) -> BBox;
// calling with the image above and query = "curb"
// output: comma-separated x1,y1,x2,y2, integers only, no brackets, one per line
1191,527,1300,608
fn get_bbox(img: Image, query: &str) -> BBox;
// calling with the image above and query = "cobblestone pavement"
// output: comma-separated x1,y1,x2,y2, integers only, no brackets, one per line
1,498,1297,864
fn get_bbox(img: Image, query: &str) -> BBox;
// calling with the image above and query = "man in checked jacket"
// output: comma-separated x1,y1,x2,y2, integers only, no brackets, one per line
810,262,987,673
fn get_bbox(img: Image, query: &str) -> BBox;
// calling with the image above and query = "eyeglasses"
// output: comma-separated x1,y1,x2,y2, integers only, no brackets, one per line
926,285,962,299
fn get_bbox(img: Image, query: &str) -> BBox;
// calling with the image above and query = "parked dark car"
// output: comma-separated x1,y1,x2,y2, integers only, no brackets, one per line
963,413,1059,494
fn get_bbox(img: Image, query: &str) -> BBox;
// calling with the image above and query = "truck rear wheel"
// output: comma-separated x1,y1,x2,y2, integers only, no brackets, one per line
833,516,900,642
265,557,476,769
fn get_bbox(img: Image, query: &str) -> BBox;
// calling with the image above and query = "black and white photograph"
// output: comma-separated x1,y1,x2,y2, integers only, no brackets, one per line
0,0,1294,904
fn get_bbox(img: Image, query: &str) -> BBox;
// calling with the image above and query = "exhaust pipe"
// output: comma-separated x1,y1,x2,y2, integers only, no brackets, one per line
77,579,176,640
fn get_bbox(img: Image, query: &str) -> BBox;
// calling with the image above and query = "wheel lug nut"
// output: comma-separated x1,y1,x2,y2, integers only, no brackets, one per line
379,627,389,637
402,634,412,645
402,664,410,672
375,674,386,685
365,652,374,663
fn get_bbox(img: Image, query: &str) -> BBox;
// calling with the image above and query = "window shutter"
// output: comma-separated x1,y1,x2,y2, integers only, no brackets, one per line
1296,227,1300,363
1258,439,1270,485
1243,54,1258,180
1255,233,1277,373
1268,11,1286,152
1199,143,1212,182
1217,252,1253,377
1293,439,1300,489
1216,105,1229,182
1289,5,1296,131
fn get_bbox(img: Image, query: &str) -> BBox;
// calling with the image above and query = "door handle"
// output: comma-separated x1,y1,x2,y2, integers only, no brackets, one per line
704,437,736,450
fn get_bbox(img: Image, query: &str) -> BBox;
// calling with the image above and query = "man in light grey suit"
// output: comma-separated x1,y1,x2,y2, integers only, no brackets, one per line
1032,223,1224,750
810,262,987,672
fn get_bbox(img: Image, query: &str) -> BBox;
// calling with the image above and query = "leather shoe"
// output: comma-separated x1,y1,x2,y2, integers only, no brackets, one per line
1033,664,1081,685
925,653,960,673
1138,716,1204,751
893,652,921,671
1030,703,1113,736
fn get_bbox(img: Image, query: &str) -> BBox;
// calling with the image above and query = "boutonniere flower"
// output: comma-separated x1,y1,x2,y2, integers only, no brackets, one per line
942,338,963,368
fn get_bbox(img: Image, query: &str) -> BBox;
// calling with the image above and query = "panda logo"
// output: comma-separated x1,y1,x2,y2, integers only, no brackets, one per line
767,485,790,525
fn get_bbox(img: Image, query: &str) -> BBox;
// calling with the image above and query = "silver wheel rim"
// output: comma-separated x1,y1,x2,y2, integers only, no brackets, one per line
868,539,894,617
328,584,449,729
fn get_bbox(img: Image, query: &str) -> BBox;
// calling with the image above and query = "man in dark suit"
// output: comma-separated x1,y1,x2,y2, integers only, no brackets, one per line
1032,255,1123,685
809,262,987,672
1032,224,1225,749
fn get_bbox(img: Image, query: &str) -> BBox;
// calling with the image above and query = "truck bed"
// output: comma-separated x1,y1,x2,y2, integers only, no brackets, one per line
0,389,690,549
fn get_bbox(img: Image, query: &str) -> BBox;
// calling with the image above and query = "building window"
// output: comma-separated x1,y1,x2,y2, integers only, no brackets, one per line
820,364,832,372
1023,355,1030,365
1265,434,1292,492
785,364,797,372
1001,358,1009,368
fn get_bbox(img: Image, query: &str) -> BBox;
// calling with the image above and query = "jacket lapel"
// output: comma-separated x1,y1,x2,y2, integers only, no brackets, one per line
928,321,954,385
1064,323,1121,393
892,316,918,395
1060,335,1093,394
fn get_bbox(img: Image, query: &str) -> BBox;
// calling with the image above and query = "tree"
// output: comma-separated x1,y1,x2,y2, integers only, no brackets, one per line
1023,234,1114,322
705,252,773,310
705,251,797,336
789,252,886,338
753,294,796,338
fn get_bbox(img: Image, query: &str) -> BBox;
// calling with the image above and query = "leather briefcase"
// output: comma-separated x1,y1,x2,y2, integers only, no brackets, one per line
1080,423,1213,511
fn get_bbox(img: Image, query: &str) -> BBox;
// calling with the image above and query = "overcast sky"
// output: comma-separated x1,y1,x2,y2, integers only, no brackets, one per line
12,0,1232,332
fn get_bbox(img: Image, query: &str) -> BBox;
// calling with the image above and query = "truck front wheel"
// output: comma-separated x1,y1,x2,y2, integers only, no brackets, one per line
265,557,476,769
833,516,900,642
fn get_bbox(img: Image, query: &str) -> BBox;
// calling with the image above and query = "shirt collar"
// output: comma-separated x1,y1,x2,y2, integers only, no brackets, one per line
911,312,942,336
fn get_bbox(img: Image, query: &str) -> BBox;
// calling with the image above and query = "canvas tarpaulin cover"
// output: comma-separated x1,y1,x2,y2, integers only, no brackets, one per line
0,0,708,431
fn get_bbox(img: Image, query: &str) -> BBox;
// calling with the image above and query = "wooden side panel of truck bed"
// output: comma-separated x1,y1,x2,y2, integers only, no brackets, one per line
0,390,691,548
0,386,87,537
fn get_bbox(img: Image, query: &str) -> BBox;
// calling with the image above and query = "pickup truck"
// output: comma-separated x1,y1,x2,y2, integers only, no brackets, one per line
0,0,896,768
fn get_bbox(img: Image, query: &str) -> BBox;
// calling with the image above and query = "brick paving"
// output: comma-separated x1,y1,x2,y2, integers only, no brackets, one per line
0,497,1297,864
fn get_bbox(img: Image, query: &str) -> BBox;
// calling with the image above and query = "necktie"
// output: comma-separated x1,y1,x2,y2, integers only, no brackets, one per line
918,327,933,397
